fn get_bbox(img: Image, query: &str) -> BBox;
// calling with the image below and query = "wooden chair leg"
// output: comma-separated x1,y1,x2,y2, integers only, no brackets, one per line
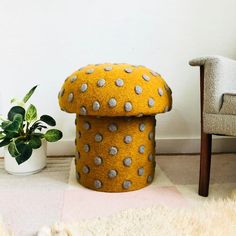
199,65,212,197
199,133,212,197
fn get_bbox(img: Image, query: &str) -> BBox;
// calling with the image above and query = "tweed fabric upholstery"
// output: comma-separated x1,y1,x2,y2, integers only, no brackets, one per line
220,92,236,115
190,56,236,136
190,56,236,114
203,113,236,136
59,63,172,192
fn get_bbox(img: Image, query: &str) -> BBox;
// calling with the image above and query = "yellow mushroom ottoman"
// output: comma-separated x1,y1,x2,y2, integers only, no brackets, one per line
58,63,172,192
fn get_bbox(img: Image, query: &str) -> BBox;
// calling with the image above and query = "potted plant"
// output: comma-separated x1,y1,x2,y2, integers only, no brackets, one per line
0,85,63,175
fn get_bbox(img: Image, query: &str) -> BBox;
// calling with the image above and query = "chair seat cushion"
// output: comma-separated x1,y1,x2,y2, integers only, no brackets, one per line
220,91,236,115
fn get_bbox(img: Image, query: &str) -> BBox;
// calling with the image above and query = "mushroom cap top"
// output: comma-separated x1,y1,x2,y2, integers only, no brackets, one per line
58,63,172,117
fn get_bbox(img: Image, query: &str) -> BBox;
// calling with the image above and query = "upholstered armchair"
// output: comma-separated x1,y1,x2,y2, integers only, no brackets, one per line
189,56,236,197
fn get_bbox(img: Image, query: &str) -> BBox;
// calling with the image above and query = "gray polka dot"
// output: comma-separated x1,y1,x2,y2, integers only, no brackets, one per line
150,71,159,77
95,133,103,142
139,123,145,132
148,98,155,107
82,165,90,174
115,78,124,87
134,85,142,95
164,84,169,91
97,79,106,87
124,102,132,112
78,66,84,71
147,175,153,183
158,88,164,96
86,68,94,74
123,157,132,167
142,74,150,81
123,180,132,189
104,66,112,71
94,156,103,166
149,132,154,140
148,153,154,162
165,106,169,112
70,75,77,83
76,151,80,159
77,131,81,138
93,101,100,111
124,68,132,73
80,83,88,92
83,122,90,130
108,124,118,132
108,98,117,108
124,135,132,144
59,88,65,97
94,180,102,189
139,145,145,154
138,167,144,176
108,169,117,178
109,146,118,155
84,144,90,152
80,106,87,115
67,93,74,103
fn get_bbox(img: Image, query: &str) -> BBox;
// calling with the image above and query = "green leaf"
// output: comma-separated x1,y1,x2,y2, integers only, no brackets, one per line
29,121,47,133
15,143,33,165
0,133,5,139
4,121,19,133
13,113,23,125
25,104,37,123
1,121,11,129
32,133,44,138
4,114,23,133
29,135,42,149
44,129,63,142
5,131,18,139
23,85,38,103
40,115,56,126
8,106,25,121
0,138,10,147
8,141,20,157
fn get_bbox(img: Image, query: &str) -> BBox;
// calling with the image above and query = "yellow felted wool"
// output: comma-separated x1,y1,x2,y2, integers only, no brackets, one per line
58,63,172,117
58,63,172,192
75,115,156,192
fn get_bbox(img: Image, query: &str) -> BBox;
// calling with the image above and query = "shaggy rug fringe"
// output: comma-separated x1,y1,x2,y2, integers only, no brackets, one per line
37,199,236,236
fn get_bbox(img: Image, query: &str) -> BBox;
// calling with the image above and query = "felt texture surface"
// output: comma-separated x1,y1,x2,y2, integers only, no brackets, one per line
58,63,172,117
75,115,156,192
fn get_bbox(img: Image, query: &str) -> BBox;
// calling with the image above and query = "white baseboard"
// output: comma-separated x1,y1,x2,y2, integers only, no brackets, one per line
1,137,235,157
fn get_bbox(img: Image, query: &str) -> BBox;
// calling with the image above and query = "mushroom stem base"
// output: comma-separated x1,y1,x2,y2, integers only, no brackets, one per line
75,115,156,192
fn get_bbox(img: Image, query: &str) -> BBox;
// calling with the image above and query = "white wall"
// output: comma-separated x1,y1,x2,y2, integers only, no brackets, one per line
1,0,236,154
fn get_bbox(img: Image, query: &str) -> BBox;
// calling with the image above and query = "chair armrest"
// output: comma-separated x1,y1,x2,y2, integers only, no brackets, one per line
189,56,236,113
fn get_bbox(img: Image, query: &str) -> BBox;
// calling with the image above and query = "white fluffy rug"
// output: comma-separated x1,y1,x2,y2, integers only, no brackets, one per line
38,199,236,236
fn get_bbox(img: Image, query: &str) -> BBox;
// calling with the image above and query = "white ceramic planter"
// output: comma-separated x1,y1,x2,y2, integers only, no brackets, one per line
4,140,47,175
